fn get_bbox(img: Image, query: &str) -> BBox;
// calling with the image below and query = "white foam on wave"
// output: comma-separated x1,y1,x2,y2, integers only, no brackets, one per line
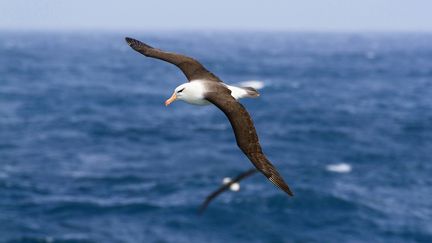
326,163,352,173
236,80,265,90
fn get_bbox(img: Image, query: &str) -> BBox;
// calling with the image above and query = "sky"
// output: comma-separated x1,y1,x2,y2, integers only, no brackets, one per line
1,0,431,32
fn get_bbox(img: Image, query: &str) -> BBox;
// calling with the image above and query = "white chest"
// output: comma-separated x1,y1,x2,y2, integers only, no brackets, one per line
179,81,211,106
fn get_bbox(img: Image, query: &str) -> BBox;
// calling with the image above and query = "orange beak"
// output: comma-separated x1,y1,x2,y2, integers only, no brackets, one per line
165,93,177,106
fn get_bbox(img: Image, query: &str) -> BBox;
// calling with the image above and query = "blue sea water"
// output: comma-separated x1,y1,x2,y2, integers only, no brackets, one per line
0,32,432,243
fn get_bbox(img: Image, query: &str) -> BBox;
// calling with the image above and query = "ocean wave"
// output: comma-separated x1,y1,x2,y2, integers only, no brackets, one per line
6,235,95,243
25,196,161,214
2,32,432,243
235,80,265,90
326,163,352,173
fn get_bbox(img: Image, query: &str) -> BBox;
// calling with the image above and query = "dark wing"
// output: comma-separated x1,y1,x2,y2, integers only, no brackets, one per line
198,168,258,214
206,92,294,196
125,37,221,82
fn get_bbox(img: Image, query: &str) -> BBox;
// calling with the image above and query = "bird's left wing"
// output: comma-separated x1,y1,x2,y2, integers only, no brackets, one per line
205,92,294,196
125,37,221,82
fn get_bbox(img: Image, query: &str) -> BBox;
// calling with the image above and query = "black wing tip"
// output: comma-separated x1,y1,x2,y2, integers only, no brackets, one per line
280,184,295,197
286,188,294,197
197,201,210,215
125,37,137,46
281,181,294,196
269,176,294,197
124,37,153,50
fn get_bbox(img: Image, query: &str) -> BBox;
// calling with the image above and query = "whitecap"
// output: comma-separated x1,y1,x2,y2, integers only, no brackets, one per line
236,80,265,90
326,163,352,173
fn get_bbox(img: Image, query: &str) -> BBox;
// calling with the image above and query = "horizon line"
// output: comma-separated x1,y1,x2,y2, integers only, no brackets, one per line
1,27,432,35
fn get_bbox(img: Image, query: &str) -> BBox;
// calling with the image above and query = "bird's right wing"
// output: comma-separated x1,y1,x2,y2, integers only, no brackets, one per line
125,37,221,82
205,92,294,196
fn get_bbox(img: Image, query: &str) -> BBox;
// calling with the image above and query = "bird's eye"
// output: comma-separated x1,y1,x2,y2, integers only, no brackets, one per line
177,88,185,93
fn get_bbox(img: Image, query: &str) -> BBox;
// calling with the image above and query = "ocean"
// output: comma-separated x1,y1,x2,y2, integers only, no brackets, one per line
0,32,431,242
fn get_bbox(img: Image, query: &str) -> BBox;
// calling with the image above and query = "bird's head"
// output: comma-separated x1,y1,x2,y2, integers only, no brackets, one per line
165,83,189,106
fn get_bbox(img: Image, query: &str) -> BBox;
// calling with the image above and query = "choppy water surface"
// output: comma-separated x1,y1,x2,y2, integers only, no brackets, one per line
1,32,431,242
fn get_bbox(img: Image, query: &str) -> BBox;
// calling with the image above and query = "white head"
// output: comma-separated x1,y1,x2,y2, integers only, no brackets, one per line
164,82,207,106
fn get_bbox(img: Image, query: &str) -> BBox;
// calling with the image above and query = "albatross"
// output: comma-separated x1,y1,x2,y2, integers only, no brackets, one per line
125,37,294,198
199,168,258,214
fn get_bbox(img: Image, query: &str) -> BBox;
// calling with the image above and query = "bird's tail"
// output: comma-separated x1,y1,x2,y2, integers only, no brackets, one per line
241,86,260,98
228,85,260,99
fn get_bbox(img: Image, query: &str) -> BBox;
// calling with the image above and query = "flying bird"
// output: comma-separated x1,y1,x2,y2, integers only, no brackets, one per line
125,37,294,198
199,168,258,214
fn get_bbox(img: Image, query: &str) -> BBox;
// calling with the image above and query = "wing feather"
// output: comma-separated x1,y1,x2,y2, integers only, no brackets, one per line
205,92,294,196
125,37,221,82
